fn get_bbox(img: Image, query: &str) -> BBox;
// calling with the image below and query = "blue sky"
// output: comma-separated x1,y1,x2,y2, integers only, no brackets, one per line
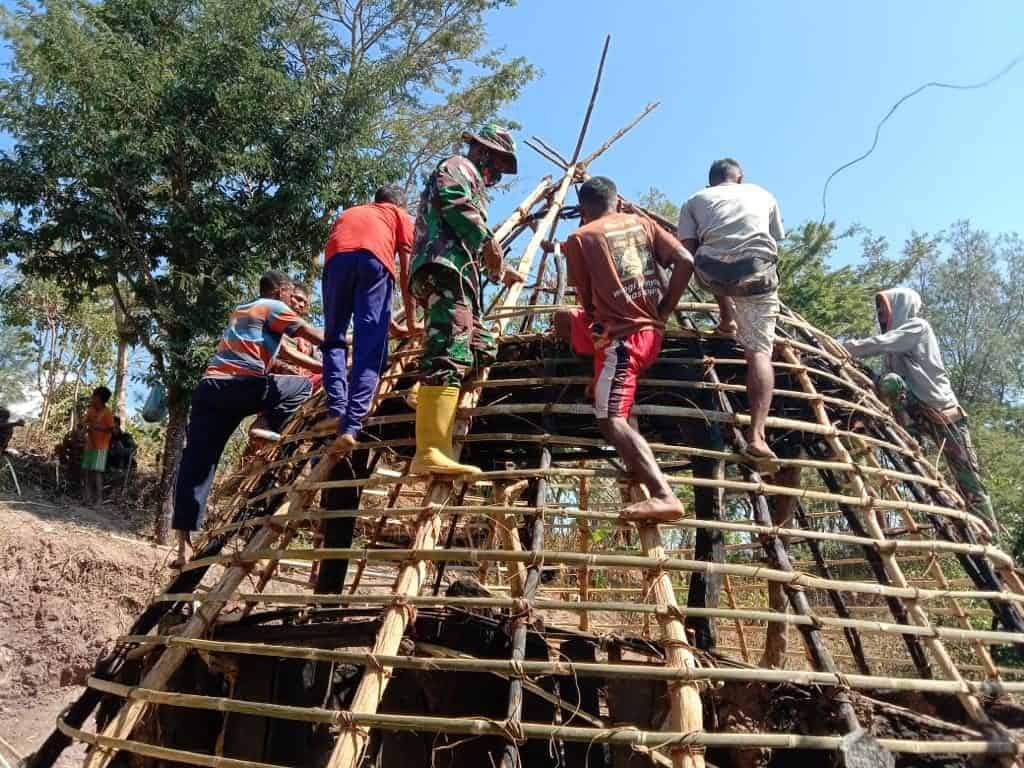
2,0,1023,416
484,0,1024,263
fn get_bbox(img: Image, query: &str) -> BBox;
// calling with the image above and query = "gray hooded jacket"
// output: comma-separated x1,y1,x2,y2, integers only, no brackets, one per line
842,287,959,411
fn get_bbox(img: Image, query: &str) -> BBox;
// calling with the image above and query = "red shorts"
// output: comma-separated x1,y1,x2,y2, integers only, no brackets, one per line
568,309,662,419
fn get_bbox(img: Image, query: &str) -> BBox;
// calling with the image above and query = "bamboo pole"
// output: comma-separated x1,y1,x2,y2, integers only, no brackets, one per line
171,545,1024,609
494,176,555,244
626,484,704,768
720,575,751,663
326,442,471,768
489,479,530,596
578,101,659,168
499,449,550,768
496,167,577,333
108,637,1024,696
577,473,591,632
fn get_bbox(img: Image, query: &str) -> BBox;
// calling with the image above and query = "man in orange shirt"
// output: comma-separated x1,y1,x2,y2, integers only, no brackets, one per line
321,185,418,451
81,386,115,507
550,177,694,522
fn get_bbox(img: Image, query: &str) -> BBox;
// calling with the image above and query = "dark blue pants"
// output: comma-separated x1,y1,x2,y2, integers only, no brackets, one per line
172,375,311,531
322,249,393,436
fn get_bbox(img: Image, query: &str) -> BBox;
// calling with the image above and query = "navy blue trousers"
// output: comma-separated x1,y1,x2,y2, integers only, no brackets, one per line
172,375,311,531
322,249,393,437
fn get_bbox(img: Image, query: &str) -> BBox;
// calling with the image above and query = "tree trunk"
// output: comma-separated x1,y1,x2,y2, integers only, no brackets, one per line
155,383,189,544
113,335,129,421
112,295,130,421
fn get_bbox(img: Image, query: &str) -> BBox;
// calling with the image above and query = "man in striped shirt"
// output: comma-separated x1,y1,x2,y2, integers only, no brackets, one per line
171,270,323,567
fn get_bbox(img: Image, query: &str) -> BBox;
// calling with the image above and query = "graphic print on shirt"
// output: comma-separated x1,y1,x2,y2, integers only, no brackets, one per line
604,219,660,305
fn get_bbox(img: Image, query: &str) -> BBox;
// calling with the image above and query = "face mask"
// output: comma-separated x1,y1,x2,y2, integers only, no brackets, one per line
481,162,502,187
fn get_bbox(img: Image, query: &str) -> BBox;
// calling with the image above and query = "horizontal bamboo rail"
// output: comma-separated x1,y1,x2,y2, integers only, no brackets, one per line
175,546,1024,607
67,683,1024,756
244,465,985,530
198,503,1014,567
138,588,1024,647
109,638,1024,696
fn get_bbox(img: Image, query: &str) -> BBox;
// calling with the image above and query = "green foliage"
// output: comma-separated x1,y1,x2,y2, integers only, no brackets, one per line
966,403,1024,555
0,270,118,426
777,221,917,339
0,0,533,391
636,186,679,223
909,221,1024,405
0,323,33,405
0,0,532,533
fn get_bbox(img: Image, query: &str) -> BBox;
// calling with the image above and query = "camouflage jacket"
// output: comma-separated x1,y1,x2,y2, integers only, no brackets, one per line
410,155,492,296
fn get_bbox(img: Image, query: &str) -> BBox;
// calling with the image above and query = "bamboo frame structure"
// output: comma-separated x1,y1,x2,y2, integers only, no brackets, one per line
29,37,1024,768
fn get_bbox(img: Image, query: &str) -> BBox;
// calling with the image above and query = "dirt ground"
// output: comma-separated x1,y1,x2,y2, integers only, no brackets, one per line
0,494,170,767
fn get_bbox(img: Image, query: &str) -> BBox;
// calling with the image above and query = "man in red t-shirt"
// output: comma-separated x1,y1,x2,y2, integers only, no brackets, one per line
549,176,694,522
321,185,417,452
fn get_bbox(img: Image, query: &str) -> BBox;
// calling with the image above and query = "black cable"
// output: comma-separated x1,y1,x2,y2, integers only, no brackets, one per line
820,50,1024,225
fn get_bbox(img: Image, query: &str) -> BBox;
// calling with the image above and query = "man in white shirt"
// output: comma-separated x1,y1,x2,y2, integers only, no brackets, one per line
679,158,784,461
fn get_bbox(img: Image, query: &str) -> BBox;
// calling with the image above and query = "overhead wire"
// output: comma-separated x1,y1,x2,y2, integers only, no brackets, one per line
820,50,1024,225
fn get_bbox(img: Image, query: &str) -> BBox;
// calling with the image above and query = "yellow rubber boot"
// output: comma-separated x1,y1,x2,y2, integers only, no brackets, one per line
410,385,482,476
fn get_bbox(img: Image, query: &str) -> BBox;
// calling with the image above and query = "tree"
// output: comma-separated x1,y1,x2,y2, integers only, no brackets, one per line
636,186,680,223
0,266,34,407
0,324,34,407
778,222,918,339
0,273,117,432
0,0,532,541
908,221,1024,406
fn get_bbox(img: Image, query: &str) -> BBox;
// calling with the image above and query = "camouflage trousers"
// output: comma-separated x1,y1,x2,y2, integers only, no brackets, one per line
923,416,997,530
885,379,996,529
413,267,497,386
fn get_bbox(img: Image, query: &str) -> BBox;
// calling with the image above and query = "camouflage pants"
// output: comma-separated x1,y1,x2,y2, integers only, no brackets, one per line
415,267,497,386
924,416,997,529
885,378,996,528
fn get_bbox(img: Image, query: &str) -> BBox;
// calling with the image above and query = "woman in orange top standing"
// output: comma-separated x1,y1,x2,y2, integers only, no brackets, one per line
82,386,115,507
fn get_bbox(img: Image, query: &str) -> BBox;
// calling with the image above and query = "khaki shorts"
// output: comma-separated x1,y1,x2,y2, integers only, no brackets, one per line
729,291,779,355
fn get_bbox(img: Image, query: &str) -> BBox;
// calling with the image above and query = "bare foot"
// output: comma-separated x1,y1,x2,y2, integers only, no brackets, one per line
330,433,357,455
713,322,737,337
740,439,779,473
621,496,685,523
743,436,777,461
170,531,192,569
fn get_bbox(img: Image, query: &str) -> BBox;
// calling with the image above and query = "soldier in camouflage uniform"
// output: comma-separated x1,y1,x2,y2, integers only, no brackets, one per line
844,288,997,532
408,125,523,475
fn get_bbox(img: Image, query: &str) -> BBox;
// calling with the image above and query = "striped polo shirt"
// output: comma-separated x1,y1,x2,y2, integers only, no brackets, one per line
204,298,304,378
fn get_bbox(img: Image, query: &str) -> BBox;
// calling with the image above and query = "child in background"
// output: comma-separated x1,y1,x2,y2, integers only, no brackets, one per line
82,386,115,507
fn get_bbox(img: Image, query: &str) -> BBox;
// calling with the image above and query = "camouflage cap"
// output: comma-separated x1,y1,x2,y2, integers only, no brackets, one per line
462,124,518,174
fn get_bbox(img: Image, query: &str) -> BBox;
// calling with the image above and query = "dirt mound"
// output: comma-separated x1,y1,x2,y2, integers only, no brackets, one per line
0,497,167,761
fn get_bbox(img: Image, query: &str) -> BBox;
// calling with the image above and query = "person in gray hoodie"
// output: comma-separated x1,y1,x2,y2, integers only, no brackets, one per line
843,287,996,531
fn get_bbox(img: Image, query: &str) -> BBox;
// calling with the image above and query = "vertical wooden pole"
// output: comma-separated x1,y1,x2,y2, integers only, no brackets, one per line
578,473,591,632
685,448,725,650
626,485,705,768
499,450,550,768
